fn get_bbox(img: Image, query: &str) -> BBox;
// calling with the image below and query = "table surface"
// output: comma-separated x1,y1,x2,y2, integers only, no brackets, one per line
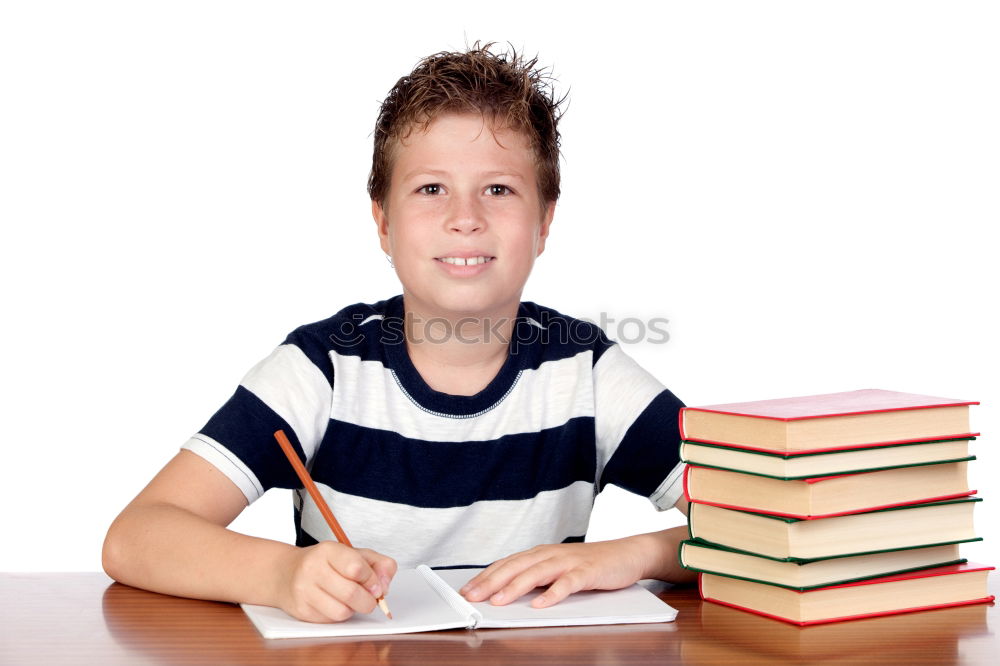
0,573,996,665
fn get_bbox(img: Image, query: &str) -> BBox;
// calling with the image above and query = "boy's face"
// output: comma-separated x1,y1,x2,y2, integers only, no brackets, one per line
373,112,555,320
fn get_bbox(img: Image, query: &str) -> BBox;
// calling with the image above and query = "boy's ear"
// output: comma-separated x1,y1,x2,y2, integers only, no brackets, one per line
372,200,391,254
536,201,556,257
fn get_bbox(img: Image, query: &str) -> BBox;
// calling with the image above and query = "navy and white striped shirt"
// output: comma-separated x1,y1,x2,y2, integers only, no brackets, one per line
182,294,685,569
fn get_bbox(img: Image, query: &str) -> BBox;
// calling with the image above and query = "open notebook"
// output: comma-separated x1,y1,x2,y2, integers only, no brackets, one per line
241,566,678,639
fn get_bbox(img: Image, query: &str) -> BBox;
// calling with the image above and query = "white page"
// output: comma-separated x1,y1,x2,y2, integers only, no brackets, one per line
240,568,466,639
242,567,678,638
432,568,679,628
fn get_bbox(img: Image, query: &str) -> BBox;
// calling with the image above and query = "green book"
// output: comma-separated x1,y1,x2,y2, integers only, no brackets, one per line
679,538,970,590
680,437,975,480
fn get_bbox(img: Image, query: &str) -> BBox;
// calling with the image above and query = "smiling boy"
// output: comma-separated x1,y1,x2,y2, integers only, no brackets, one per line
103,43,695,623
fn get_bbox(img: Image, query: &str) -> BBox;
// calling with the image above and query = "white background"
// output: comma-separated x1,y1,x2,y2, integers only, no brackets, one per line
1,1,997,571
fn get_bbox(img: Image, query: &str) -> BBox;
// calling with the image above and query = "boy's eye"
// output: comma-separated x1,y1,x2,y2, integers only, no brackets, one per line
487,184,512,196
418,184,442,195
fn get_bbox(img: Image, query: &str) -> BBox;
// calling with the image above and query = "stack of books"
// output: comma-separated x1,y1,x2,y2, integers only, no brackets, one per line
677,389,994,625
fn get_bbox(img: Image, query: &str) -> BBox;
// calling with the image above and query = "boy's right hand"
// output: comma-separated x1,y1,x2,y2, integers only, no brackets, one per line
273,541,397,623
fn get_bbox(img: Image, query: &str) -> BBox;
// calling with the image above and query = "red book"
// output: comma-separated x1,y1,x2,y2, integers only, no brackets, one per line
680,389,978,454
699,562,995,626
685,597,991,662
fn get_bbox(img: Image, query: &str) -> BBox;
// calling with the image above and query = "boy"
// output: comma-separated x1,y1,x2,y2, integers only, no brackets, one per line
102,42,696,624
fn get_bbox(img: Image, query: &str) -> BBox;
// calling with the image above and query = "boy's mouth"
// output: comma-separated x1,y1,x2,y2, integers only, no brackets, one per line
435,256,496,266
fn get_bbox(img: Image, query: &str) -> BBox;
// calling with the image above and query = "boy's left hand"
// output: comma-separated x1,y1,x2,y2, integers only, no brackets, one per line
459,538,647,609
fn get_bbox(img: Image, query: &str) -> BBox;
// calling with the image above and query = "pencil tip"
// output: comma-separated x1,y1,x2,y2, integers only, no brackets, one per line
378,597,393,620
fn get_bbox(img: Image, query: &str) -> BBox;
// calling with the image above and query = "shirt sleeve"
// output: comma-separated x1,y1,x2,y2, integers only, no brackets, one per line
180,337,334,504
593,343,686,510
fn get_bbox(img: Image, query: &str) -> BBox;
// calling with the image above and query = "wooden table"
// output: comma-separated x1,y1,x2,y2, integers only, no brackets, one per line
1,573,996,664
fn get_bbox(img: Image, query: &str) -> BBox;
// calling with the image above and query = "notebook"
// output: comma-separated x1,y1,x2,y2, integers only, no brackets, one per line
241,566,678,639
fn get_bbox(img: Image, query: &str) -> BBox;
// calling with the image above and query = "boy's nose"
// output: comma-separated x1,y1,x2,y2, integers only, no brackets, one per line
446,195,486,233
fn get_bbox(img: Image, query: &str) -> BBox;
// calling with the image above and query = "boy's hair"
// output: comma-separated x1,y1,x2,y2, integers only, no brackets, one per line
368,41,566,207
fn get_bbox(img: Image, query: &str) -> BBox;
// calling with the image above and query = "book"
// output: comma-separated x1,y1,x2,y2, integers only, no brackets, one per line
687,496,981,560
683,460,973,519
680,437,974,479
699,562,995,625
679,389,978,453
683,597,990,662
240,566,678,639
679,539,966,589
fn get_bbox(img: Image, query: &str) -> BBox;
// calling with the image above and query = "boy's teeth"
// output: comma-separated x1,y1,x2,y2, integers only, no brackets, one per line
438,256,493,265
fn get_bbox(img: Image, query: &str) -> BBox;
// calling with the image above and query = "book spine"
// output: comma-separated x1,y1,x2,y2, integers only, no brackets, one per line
685,496,700,542
416,565,483,629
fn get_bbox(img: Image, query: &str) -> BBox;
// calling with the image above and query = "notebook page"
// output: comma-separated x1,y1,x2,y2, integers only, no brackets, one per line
432,568,678,628
240,568,466,639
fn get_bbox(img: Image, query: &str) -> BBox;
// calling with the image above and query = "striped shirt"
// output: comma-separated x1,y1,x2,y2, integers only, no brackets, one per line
182,294,685,569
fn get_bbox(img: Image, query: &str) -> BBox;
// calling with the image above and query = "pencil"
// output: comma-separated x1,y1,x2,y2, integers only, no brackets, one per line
273,429,392,620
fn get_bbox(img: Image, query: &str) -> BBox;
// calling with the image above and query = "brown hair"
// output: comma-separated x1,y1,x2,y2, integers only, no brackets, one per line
368,41,567,207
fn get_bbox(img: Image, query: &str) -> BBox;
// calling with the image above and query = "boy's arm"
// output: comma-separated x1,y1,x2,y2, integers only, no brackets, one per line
460,496,696,608
102,449,395,622
629,495,695,581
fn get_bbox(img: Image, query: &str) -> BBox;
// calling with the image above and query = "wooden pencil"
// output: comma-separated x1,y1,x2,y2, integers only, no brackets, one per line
273,429,392,619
